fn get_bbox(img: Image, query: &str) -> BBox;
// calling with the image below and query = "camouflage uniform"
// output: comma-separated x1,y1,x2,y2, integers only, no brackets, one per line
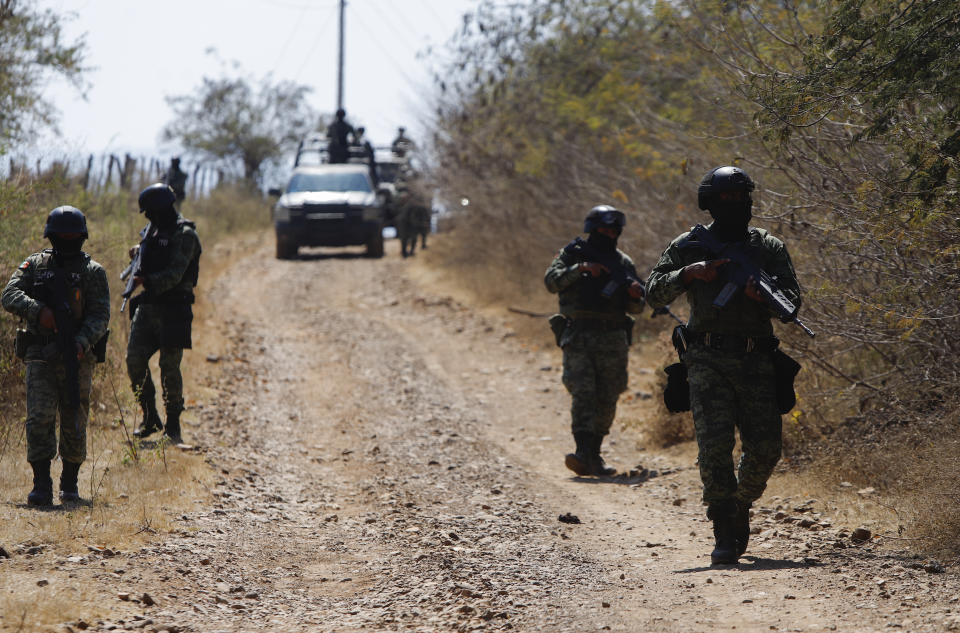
645,223,801,512
126,218,201,427
2,250,110,464
414,204,431,249
544,246,643,438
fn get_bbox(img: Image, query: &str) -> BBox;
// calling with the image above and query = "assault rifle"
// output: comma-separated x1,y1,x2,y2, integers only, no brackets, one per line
564,238,682,324
676,224,815,337
120,225,149,313
48,265,81,432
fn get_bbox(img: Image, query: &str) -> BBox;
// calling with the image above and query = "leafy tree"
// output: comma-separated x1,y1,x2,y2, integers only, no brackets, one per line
163,70,317,185
0,0,88,154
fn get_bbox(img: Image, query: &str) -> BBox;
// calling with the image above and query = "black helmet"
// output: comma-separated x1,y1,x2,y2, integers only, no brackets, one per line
697,166,755,211
138,183,177,214
43,205,88,238
583,204,626,233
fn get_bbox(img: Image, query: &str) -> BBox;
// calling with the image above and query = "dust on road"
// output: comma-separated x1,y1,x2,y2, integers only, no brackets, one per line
11,234,959,633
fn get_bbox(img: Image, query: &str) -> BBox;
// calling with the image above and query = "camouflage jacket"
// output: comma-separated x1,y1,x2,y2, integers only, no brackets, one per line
544,241,644,320
1,250,110,353
645,223,801,338
138,218,202,302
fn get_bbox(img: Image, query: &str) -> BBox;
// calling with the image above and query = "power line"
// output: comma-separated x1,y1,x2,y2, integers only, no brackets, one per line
350,8,427,96
247,0,339,10
270,3,312,74
293,9,340,84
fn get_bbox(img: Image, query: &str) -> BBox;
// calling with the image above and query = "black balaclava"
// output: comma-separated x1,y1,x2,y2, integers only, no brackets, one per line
587,228,619,253
49,236,86,261
708,196,752,242
145,205,178,230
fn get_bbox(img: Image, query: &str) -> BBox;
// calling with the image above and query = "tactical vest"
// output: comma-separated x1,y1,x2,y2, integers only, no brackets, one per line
28,250,87,324
560,242,632,316
141,219,200,299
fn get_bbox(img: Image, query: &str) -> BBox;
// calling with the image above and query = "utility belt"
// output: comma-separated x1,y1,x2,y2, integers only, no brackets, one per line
14,328,109,363
548,312,634,347
686,330,779,354
139,290,195,306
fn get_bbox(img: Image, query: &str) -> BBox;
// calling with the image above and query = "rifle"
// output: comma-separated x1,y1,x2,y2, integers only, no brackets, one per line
120,225,150,313
564,238,683,324
676,224,815,338
47,264,82,433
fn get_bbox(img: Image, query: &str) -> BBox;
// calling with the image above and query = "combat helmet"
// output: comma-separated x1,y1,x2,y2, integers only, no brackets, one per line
44,206,88,238
138,183,177,214
583,205,626,234
697,166,755,211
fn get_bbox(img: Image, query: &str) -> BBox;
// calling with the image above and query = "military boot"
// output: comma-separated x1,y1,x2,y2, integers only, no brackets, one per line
28,460,54,507
588,434,617,477
708,503,739,565
564,432,593,476
163,408,183,445
734,501,752,556
59,460,81,503
133,401,163,439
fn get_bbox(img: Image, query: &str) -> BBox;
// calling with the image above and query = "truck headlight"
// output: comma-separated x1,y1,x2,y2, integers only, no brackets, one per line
274,205,292,222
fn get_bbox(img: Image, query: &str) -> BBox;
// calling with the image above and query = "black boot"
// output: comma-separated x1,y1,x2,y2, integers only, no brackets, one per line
709,504,739,565
28,460,53,507
164,408,183,444
734,501,751,556
564,432,593,476
133,401,163,439
589,434,617,477
60,461,81,503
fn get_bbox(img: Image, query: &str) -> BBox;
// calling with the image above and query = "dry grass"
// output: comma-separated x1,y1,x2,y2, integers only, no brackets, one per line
0,181,270,629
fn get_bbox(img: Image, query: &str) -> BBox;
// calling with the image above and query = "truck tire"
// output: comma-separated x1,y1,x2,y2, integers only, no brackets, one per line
366,227,385,258
276,235,298,260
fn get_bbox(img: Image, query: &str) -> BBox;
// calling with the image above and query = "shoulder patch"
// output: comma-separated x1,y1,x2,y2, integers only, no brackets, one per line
18,260,30,270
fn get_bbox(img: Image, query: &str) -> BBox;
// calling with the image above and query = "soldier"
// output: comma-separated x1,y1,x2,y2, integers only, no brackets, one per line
126,184,202,444
391,126,413,157
414,202,431,250
645,166,802,565
544,205,645,477
394,183,418,258
326,109,355,164
1,206,110,505
352,126,378,185
163,157,188,209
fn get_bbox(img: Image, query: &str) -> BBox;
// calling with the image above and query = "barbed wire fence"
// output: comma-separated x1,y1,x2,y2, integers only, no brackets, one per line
2,153,227,199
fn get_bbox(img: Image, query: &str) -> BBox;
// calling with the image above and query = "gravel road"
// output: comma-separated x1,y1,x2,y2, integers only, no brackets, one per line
5,236,959,633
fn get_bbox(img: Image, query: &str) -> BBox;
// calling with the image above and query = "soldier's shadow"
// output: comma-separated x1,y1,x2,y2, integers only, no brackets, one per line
675,557,813,573
568,471,661,486
10,499,92,512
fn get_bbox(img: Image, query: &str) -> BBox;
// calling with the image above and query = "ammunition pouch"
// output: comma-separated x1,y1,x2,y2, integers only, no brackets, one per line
92,329,109,363
548,314,568,347
773,349,801,414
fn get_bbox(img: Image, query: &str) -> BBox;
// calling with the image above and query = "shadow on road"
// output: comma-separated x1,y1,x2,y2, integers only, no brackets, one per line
675,556,812,574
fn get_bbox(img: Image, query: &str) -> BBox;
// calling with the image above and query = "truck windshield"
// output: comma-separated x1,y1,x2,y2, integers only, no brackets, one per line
287,171,372,193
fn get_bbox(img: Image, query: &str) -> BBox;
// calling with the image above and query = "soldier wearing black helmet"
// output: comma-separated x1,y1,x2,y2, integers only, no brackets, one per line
125,183,202,444
645,166,802,565
544,205,645,477
2,206,110,506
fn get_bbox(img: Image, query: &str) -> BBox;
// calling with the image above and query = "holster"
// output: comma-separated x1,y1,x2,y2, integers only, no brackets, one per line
663,324,691,413
548,314,568,347
772,349,801,414
14,328,30,359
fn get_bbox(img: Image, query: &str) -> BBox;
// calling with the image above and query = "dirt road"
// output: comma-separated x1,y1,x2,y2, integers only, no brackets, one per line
11,235,960,632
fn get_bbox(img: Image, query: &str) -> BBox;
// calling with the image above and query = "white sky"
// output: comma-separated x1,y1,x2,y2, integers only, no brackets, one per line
35,0,481,161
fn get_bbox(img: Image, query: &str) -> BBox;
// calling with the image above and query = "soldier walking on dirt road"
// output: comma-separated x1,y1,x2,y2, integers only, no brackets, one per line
126,184,202,445
645,166,803,565
2,206,110,506
544,205,645,477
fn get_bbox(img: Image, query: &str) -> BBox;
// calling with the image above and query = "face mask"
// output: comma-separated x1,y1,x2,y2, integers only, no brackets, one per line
49,236,85,259
587,231,618,252
709,199,752,242
145,206,178,228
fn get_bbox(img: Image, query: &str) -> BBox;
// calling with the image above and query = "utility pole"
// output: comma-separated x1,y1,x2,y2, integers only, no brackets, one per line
337,0,345,111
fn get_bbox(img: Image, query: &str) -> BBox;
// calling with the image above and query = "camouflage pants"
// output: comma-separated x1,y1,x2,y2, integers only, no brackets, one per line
561,327,629,436
25,356,94,464
686,344,782,512
126,304,184,415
